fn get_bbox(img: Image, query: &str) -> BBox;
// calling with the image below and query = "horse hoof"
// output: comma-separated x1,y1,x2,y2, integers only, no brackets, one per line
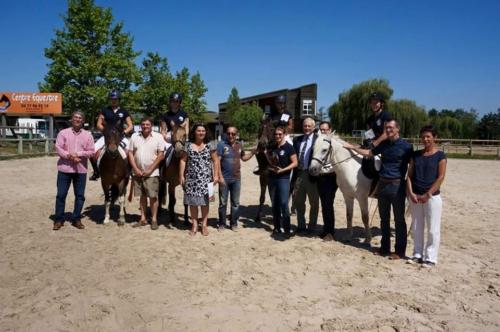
117,221,125,226
103,218,110,224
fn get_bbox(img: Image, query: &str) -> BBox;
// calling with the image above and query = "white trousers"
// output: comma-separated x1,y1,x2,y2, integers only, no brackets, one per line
410,194,443,264
95,136,130,151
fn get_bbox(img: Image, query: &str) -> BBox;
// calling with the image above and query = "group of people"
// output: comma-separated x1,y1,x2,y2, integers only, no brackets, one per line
53,91,446,267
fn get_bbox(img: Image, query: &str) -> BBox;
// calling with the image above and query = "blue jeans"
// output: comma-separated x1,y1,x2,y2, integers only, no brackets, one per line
377,181,407,256
268,176,291,232
218,179,241,226
55,171,87,222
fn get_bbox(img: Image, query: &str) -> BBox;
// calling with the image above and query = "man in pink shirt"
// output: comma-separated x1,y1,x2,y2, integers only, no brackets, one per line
54,111,95,230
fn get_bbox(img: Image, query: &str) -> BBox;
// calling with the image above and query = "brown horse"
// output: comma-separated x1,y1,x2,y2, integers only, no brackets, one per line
254,117,278,221
159,125,189,225
99,127,129,225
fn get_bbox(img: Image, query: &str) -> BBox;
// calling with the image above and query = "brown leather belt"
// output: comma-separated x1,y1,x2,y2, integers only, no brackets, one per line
380,177,401,183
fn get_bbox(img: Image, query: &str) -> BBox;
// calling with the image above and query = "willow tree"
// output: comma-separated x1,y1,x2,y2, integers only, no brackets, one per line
329,78,393,134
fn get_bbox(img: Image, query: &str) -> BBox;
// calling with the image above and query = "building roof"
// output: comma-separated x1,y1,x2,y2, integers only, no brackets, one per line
218,83,316,109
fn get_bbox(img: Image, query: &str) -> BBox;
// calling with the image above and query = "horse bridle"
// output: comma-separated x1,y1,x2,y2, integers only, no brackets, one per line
311,137,359,169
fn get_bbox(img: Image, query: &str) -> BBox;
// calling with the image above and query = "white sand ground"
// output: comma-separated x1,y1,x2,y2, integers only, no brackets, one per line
0,157,499,331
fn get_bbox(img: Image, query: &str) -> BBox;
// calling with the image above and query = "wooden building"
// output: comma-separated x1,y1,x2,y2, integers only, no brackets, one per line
218,83,317,133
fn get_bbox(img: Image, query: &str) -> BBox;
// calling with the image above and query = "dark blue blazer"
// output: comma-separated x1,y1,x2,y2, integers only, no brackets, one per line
292,133,319,183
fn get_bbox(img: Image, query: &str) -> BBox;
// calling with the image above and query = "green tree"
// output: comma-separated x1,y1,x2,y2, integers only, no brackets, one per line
136,52,173,119
39,0,141,124
387,99,428,137
232,102,263,141
186,72,208,124
329,78,393,134
477,109,500,139
225,87,241,122
165,68,208,124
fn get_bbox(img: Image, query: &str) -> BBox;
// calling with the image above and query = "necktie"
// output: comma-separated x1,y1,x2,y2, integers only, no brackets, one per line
299,135,308,169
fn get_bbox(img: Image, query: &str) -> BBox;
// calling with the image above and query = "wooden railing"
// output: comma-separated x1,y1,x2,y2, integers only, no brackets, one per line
0,137,57,157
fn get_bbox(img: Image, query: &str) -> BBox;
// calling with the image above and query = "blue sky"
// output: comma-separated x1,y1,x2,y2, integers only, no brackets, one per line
1,0,499,116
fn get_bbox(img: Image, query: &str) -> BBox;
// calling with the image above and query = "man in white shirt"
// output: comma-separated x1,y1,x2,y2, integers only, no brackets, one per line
128,117,165,230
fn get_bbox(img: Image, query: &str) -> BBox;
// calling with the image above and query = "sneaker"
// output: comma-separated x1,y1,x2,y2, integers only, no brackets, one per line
230,224,238,232
218,224,226,232
89,172,100,181
422,261,436,268
406,256,423,265
151,221,159,230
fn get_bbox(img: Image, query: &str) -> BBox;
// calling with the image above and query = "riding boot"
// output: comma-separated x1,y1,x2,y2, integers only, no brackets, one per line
89,158,100,181
369,174,379,198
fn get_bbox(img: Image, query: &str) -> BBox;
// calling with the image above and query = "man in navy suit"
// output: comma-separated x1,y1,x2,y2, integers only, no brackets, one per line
292,116,320,233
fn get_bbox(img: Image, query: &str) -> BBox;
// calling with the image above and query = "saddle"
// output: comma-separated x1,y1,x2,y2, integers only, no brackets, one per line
164,145,174,168
361,158,380,198
97,145,127,168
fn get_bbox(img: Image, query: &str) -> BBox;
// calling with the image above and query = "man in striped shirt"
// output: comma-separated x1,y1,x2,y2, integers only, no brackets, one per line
53,111,95,230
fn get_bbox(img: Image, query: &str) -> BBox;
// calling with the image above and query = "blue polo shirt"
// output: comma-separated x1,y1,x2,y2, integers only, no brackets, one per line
372,138,413,179
411,150,446,195
161,109,189,131
216,139,242,182
269,142,296,179
100,106,130,129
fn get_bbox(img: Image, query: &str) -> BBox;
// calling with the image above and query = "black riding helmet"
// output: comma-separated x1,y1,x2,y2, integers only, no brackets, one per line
368,92,385,103
108,89,121,100
275,95,287,103
169,92,182,103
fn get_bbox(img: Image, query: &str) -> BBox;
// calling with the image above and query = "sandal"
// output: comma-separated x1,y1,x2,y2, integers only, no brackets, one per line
132,220,148,228
202,226,209,236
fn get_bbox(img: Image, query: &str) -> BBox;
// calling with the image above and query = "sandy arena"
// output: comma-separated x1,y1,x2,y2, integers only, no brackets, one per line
0,156,499,331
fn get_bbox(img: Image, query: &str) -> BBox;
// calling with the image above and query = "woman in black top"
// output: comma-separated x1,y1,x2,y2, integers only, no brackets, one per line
268,126,297,236
406,125,447,267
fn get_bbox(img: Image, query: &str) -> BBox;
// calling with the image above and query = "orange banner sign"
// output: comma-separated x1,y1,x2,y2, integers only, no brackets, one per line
0,92,62,115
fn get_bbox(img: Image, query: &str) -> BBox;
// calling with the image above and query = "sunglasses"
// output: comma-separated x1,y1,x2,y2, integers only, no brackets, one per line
227,132,237,136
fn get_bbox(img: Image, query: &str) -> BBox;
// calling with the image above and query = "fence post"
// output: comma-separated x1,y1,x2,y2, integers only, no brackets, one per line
497,147,500,158
28,128,33,152
18,136,23,154
45,138,49,154
468,139,473,156
1,114,6,139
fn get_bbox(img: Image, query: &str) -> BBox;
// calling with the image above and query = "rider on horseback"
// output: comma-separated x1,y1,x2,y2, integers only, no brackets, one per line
160,93,189,163
362,92,392,194
160,93,189,143
89,89,134,181
269,95,293,142
364,92,391,148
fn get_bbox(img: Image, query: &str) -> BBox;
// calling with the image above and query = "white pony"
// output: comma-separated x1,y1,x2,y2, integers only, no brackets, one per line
309,133,373,244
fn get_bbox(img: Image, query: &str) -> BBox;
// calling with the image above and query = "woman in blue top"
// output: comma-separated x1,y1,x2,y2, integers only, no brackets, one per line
406,125,447,267
268,126,298,237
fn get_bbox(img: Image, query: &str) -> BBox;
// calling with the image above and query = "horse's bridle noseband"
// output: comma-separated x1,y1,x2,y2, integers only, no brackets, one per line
311,137,334,169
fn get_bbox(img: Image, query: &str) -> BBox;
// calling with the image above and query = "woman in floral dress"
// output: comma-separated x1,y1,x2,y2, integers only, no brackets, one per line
179,123,219,236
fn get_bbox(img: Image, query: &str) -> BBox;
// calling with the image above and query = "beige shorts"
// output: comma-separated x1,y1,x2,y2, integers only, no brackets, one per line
133,176,159,198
